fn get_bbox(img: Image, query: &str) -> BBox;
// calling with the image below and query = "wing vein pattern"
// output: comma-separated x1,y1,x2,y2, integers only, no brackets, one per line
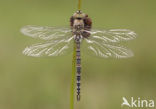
83,29,137,58
21,25,73,57
21,25,137,58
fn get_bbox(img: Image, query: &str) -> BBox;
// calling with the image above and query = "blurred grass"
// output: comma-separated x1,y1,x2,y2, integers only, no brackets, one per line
0,0,156,109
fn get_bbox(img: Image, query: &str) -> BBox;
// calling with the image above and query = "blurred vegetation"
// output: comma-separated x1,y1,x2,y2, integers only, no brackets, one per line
0,0,156,109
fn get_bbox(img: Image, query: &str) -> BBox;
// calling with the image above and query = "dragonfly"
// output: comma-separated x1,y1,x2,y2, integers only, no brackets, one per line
21,10,137,101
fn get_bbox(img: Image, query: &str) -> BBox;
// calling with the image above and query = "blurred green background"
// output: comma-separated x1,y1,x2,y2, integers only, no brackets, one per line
0,0,156,109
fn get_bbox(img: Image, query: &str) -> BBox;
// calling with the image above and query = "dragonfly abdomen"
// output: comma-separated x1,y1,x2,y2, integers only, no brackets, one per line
76,40,81,101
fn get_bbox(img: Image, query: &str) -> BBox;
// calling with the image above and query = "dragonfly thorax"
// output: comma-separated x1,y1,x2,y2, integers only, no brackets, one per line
70,11,92,38
73,18,84,35
73,19,84,28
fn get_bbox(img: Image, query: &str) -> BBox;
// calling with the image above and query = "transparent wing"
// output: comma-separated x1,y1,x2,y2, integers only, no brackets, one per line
21,25,73,57
23,37,74,57
21,25,71,40
82,29,136,58
85,29,137,43
82,37,134,59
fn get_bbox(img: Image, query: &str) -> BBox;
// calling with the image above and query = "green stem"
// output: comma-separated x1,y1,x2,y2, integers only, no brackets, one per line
70,42,76,109
78,0,82,10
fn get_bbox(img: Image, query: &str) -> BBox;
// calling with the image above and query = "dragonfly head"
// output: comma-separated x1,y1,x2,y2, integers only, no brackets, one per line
73,10,87,20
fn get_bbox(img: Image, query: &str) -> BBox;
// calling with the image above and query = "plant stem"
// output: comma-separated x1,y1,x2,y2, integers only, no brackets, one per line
78,0,81,10
70,42,76,109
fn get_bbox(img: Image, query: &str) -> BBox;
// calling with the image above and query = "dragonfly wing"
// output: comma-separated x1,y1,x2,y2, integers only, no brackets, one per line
23,37,73,57
84,29,137,43
83,38,134,58
21,25,71,40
